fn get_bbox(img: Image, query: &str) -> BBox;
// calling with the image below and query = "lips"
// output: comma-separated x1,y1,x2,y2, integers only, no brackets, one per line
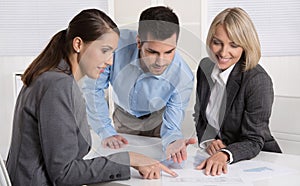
97,67,105,73
218,56,231,63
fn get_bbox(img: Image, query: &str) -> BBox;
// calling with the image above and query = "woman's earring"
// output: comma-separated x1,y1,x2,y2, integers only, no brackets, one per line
77,50,80,53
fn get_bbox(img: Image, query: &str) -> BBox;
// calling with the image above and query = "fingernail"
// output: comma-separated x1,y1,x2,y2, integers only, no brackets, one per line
173,172,178,177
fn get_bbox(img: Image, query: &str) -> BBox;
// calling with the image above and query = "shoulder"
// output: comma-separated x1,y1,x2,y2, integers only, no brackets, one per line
197,57,214,79
114,29,138,65
35,71,75,93
238,64,273,98
118,29,137,49
199,57,215,72
242,64,272,83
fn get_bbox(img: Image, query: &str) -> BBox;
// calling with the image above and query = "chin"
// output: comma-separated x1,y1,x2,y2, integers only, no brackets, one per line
217,63,228,70
152,71,163,75
151,68,166,75
86,74,98,80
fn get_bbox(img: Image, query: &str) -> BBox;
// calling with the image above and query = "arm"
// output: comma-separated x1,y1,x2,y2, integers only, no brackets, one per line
39,77,130,185
82,67,128,148
225,72,274,163
162,75,196,163
81,67,117,140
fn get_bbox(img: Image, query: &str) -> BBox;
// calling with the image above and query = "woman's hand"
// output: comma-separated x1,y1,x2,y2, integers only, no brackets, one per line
129,152,178,179
196,151,229,176
102,135,128,149
206,139,226,155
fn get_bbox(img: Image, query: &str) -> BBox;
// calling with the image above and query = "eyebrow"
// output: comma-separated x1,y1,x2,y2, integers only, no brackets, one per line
212,36,237,45
212,37,222,42
102,45,113,50
147,47,176,54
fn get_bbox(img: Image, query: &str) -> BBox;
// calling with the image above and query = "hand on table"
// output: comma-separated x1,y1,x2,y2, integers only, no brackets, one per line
129,152,178,179
166,138,197,163
102,135,128,149
196,151,229,176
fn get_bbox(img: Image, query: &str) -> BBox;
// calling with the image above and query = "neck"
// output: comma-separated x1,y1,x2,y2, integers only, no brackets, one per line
69,53,82,81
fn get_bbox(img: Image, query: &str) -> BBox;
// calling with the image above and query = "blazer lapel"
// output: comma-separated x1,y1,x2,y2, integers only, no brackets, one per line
223,61,243,122
199,58,215,120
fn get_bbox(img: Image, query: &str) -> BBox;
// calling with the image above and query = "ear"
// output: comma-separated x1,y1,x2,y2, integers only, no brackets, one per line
136,35,142,49
73,37,83,53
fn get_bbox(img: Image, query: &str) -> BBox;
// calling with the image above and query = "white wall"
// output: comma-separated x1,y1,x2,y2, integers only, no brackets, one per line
260,57,300,155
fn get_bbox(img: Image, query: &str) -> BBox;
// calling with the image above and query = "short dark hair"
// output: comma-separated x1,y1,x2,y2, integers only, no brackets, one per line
138,6,179,42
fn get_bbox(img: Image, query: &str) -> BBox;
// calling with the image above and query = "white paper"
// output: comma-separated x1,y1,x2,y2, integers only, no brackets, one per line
161,150,252,186
232,160,298,182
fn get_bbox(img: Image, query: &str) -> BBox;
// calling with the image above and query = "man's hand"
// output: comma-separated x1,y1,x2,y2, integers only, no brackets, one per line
129,152,178,179
196,151,228,176
102,135,128,149
166,138,197,163
206,139,226,155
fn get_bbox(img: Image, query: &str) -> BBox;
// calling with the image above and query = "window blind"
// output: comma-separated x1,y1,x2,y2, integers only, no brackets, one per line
206,0,300,57
0,0,109,57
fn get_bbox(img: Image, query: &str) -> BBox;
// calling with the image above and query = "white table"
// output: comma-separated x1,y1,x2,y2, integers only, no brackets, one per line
86,132,300,186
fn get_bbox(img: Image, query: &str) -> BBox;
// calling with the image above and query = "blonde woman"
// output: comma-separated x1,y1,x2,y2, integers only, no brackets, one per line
194,7,281,176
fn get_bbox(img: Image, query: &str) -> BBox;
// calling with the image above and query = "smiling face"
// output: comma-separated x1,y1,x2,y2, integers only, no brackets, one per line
210,24,244,70
138,33,177,75
78,31,119,79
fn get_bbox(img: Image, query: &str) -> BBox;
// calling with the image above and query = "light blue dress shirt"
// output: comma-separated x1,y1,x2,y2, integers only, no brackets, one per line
82,29,194,149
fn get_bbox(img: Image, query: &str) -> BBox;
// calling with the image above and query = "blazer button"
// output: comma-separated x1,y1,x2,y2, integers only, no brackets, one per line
116,173,121,178
109,175,114,179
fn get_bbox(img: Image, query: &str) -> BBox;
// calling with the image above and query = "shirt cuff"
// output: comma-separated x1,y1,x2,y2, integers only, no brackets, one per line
220,148,233,164
199,139,215,149
94,125,117,141
162,133,183,151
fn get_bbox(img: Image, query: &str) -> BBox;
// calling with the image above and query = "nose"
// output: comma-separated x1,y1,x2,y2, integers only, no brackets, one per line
155,57,164,66
106,54,114,66
155,53,167,66
219,45,229,57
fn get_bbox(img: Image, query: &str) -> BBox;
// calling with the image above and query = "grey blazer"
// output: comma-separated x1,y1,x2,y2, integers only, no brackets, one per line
194,57,281,163
6,61,130,186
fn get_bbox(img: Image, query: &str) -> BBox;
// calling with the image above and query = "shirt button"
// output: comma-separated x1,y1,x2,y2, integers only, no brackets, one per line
109,175,114,179
116,173,121,178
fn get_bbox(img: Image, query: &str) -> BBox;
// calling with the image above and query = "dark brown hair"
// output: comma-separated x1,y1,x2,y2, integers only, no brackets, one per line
138,6,179,42
22,9,119,86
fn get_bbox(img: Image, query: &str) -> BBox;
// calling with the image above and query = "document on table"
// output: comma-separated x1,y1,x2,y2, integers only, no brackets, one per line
161,150,252,186
85,131,298,186
162,169,252,186
161,149,298,186
234,160,298,182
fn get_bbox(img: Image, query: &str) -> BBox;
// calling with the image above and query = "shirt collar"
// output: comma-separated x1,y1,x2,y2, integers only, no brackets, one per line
211,63,236,85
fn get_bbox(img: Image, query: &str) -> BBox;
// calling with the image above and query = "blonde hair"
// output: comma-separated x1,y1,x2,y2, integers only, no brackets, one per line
206,7,261,71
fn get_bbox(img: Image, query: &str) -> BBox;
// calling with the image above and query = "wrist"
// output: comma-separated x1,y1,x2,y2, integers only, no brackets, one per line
219,148,233,164
128,152,138,167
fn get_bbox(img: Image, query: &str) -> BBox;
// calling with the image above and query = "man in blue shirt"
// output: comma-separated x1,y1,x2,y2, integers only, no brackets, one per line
83,6,196,163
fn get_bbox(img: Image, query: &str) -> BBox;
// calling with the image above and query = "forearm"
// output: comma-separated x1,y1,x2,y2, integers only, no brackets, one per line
161,110,184,150
55,152,130,185
226,140,261,163
82,77,117,139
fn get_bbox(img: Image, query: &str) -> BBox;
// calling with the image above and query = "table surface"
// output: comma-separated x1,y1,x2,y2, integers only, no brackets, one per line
86,132,300,186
